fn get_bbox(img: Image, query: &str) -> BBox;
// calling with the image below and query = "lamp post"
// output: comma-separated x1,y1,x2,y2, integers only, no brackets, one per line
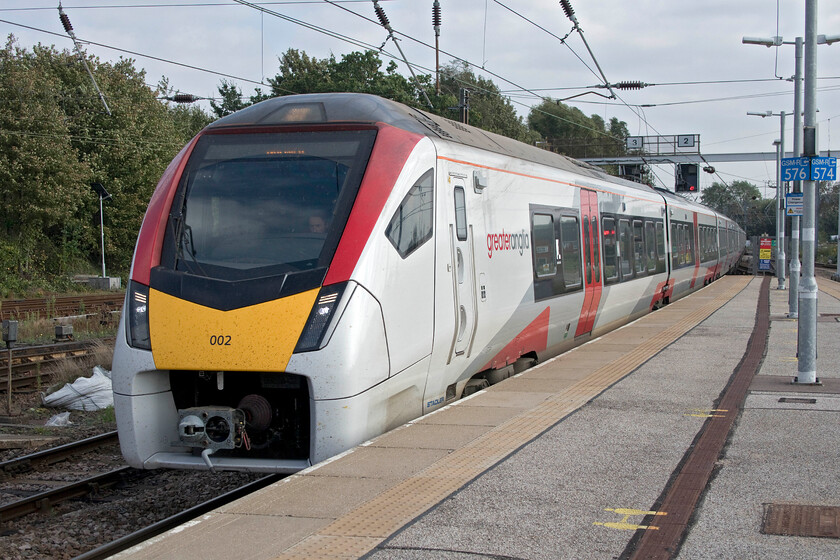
91,183,111,278
747,111,790,290
743,14,839,384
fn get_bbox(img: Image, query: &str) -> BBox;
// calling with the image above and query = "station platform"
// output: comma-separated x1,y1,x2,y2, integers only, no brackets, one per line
113,275,840,560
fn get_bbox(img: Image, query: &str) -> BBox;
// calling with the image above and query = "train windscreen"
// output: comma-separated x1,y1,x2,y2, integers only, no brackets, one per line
166,129,376,280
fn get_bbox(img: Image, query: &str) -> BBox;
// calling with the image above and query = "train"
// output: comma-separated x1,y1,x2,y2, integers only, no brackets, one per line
112,93,746,473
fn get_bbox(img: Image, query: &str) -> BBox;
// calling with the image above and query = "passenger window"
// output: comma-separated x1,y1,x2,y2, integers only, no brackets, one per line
655,222,666,272
385,169,434,258
532,213,556,278
454,187,467,241
620,219,633,279
560,216,581,289
645,221,657,272
633,220,645,275
602,217,618,283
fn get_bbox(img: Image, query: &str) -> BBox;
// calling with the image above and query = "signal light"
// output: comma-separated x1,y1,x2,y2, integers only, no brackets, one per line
675,164,699,193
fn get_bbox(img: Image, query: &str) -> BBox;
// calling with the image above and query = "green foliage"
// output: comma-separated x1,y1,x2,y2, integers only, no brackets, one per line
0,36,212,293
526,99,628,159
437,61,535,143
210,79,248,118
700,180,772,237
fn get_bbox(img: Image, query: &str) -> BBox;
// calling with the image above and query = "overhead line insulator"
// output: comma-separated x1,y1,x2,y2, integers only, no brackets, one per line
615,81,647,90
374,3,390,29
559,0,577,24
432,1,442,29
171,94,199,103
59,12,73,33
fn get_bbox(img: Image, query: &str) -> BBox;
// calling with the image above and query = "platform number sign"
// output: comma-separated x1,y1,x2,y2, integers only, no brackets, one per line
677,135,695,148
626,136,643,150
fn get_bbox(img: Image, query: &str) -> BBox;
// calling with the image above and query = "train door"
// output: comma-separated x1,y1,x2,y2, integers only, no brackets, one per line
575,189,602,337
444,174,478,362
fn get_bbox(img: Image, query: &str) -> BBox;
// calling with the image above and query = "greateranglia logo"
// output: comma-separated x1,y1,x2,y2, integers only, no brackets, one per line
487,229,530,259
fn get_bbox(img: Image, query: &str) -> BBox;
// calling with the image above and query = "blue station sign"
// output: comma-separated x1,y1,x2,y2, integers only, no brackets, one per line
781,156,837,181
811,157,837,181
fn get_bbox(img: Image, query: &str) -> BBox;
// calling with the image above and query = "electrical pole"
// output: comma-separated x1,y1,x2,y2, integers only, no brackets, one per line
789,37,803,317
796,0,819,385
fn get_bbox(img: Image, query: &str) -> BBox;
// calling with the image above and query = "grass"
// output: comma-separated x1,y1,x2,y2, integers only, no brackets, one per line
15,311,119,345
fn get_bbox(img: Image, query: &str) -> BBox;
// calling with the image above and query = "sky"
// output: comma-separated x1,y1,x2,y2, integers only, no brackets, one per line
2,0,840,197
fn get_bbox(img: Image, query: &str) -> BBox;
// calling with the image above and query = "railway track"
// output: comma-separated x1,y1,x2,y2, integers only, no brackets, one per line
0,431,278,560
74,473,284,560
0,339,115,393
0,293,123,321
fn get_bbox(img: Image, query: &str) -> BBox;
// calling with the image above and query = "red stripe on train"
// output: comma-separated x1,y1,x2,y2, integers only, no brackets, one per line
324,124,423,285
484,307,551,371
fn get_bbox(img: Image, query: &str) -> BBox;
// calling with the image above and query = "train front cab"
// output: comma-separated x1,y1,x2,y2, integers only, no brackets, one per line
114,110,440,472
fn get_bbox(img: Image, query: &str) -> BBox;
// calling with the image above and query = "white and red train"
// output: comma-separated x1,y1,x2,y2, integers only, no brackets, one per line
113,93,745,473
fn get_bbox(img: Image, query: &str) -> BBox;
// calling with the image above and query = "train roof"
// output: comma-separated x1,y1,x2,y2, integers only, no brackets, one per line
208,93,656,195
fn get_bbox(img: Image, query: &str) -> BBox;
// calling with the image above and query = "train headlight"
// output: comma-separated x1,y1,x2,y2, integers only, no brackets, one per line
294,283,347,352
127,281,151,350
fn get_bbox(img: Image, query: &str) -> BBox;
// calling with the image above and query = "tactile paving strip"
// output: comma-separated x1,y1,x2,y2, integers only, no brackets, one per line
272,277,751,560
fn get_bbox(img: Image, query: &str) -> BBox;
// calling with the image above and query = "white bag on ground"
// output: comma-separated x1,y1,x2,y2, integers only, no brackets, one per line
45,411,72,426
42,366,114,411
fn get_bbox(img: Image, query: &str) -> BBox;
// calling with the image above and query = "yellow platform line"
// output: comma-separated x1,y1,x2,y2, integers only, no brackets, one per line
272,277,751,560
818,278,840,302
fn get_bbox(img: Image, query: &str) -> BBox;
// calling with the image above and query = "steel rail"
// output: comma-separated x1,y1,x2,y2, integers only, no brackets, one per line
0,431,119,480
0,466,136,523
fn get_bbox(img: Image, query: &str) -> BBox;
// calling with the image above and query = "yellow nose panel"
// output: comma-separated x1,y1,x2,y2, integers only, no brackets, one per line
148,288,319,372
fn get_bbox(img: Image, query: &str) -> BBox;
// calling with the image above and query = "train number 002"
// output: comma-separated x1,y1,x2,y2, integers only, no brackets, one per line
209,335,231,346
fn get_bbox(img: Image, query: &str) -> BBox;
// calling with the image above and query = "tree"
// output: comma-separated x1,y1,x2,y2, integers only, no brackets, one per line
436,61,536,143
0,36,207,291
210,79,248,118
526,99,628,159
700,180,772,237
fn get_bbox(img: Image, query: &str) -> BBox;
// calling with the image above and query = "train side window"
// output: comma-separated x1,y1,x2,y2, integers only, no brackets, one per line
619,219,633,279
645,221,657,273
532,213,556,278
655,222,666,272
633,220,646,275
602,216,618,284
560,216,582,290
385,169,434,258
454,186,467,241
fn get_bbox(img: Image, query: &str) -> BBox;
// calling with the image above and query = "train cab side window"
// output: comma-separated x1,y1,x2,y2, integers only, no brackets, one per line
602,217,618,284
532,213,556,278
385,169,434,258
454,186,467,241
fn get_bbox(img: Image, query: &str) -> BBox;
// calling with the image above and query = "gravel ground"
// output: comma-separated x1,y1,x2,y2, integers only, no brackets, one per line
1,377,264,560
